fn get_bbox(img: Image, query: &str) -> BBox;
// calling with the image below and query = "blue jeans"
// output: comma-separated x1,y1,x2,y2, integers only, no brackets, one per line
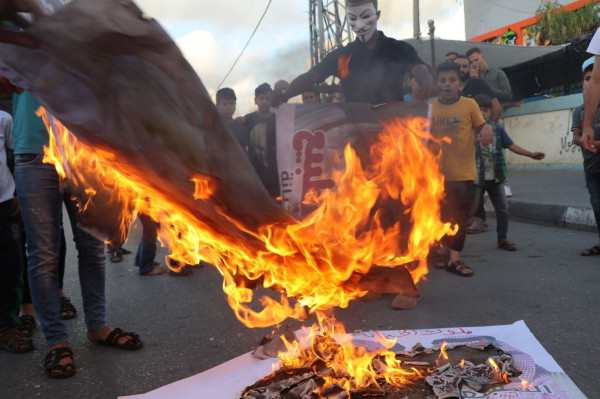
473,181,509,241
15,154,106,347
134,213,159,274
585,172,600,240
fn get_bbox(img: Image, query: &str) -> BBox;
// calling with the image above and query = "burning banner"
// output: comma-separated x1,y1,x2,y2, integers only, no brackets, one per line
1,1,588,398
0,0,454,329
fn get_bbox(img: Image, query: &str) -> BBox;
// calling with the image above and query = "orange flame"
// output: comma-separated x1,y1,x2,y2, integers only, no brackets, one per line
40,107,454,335
276,313,419,394
521,379,532,388
440,341,449,360
337,54,352,79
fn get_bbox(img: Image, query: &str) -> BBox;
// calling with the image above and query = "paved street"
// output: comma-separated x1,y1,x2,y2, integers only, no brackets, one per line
1,215,598,399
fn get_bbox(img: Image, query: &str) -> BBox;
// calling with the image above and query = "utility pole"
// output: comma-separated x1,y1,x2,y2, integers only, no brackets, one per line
413,0,420,38
309,0,353,68
428,19,436,68
308,0,354,99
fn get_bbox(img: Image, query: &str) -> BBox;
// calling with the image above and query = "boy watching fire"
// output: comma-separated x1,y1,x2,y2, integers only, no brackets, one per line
216,87,248,151
244,83,279,199
428,62,493,277
472,94,544,252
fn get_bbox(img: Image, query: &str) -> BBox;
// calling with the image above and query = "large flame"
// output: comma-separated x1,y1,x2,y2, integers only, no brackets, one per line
41,107,453,329
273,313,418,395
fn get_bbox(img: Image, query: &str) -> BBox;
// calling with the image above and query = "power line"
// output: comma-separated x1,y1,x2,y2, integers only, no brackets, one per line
212,0,273,96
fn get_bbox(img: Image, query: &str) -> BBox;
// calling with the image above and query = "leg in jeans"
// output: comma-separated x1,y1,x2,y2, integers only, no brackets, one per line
63,196,106,332
15,156,66,347
469,184,484,219
585,172,600,241
135,213,159,275
58,224,66,290
486,181,509,241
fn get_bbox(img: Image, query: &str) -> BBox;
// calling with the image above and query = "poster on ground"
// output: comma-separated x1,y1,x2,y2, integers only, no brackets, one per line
120,320,587,399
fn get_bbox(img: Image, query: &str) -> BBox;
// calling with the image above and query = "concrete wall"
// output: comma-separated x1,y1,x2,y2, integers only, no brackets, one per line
503,94,583,169
464,0,572,40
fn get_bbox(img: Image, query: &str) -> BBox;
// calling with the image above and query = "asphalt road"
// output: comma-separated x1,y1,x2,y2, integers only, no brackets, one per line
1,217,599,399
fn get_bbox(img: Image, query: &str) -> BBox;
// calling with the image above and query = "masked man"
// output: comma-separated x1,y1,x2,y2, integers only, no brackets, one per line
284,0,433,105
283,0,433,311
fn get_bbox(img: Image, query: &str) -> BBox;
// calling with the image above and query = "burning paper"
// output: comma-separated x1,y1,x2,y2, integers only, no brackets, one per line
0,0,454,329
120,321,583,399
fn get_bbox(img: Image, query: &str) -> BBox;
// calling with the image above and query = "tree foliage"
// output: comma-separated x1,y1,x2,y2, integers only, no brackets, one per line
533,0,599,44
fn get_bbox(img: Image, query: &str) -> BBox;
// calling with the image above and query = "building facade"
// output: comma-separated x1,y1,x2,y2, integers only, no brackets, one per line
464,0,594,45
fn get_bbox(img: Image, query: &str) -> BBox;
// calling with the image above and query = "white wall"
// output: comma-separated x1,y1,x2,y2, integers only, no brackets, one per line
504,108,582,167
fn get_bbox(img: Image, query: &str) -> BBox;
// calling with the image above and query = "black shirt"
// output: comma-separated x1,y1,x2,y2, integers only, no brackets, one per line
243,112,279,198
311,31,424,105
224,119,249,150
460,78,497,100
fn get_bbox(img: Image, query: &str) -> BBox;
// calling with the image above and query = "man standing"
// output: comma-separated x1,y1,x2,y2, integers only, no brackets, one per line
466,47,512,104
466,47,514,197
283,0,433,310
582,30,600,154
454,55,502,233
284,0,433,105
455,55,501,122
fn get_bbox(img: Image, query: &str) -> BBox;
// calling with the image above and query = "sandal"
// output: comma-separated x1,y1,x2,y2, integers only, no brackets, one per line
17,315,37,338
91,327,143,350
45,347,76,378
498,240,517,251
581,244,600,256
61,297,77,320
110,250,123,263
118,247,132,255
0,327,34,353
446,260,473,277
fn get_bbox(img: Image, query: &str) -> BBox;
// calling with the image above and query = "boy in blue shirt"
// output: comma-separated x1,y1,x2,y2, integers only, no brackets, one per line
472,94,544,251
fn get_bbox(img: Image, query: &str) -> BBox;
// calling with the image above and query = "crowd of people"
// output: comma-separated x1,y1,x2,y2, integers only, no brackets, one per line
1,0,599,384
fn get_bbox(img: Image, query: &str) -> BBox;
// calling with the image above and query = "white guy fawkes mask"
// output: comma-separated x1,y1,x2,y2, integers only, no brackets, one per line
347,2,379,43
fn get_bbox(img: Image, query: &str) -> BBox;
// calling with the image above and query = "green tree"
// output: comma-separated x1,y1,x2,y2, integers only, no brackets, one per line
533,0,599,44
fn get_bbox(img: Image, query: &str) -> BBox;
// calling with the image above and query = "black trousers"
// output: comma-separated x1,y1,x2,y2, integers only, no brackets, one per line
0,199,24,331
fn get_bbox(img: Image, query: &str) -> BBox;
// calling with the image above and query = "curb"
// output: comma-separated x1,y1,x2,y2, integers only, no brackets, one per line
483,197,597,232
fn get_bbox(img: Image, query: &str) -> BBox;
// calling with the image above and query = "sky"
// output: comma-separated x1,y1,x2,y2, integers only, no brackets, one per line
134,0,466,116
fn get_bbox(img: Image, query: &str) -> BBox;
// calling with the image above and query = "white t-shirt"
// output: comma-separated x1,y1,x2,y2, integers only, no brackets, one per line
588,30,600,55
0,110,15,204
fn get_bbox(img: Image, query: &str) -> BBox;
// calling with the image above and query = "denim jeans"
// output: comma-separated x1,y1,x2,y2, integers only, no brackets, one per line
473,181,509,241
15,154,106,347
134,212,159,274
585,172,600,240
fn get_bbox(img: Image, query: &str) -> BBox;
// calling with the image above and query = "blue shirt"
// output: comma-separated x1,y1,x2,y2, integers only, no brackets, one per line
12,91,49,154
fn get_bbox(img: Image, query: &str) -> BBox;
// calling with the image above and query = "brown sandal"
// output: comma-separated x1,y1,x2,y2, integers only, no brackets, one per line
45,347,76,378
446,260,473,277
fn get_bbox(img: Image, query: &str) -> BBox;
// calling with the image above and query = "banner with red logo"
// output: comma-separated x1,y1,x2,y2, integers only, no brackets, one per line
275,102,429,220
